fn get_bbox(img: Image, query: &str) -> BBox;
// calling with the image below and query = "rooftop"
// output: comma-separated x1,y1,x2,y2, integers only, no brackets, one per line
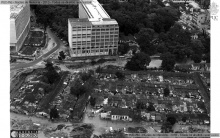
68,18,118,26
10,4,25,19
111,108,133,117
68,18,92,26
81,0,110,19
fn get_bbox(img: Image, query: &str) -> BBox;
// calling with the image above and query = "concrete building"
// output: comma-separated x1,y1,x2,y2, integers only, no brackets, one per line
10,2,30,52
68,0,119,57
192,9,210,32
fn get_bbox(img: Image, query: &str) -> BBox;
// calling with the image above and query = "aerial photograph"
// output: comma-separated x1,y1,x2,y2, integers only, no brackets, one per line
10,0,211,137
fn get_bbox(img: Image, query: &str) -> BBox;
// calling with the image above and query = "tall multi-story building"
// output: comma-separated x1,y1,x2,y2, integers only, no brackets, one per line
10,2,30,52
68,0,119,57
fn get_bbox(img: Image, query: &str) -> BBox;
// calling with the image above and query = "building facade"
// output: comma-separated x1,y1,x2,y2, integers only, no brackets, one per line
68,0,119,57
192,9,210,32
10,2,30,52
110,108,133,121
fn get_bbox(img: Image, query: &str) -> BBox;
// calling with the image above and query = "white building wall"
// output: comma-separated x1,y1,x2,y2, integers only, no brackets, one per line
10,4,30,52
10,19,17,46
79,3,90,18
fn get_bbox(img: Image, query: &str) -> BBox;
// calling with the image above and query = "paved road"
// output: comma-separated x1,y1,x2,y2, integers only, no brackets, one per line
10,28,63,71
193,72,210,114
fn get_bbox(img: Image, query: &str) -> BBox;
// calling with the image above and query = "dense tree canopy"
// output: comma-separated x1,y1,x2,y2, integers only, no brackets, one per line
126,52,151,71
102,0,180,35
136,28,156,55
44,61,60,84
118,43,130,55
161,52,176,71
115,71,125,80
70,79,87,100
163,87,170,97
32,5,78,41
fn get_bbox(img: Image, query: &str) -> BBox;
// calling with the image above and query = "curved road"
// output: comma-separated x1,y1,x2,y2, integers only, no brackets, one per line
11,28,63,71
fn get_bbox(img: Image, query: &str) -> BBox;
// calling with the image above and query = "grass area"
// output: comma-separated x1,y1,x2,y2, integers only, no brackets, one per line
20,46,37,55
20,31,46,55
31,31,44,37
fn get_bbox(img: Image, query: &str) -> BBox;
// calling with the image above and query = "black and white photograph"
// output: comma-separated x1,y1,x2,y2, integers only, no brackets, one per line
0,0,219,137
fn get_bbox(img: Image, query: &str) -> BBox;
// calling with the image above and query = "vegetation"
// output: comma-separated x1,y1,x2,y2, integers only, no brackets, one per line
90,97,96,107
50,106,59,120
163,87,170,97
31,5,78,41
136,28,156,55
161,52,175,71
126,52,151,71
115,71,125,80
44,61,60,84
58,51,66,60
102,0,180,35
118,43,130,55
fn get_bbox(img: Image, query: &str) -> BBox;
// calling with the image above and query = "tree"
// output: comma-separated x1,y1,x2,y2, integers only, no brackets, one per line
157,42,168,54
163,87,170,97
190,40,204,57
136,101,145,110
118,43,130,55
45,60,53,70
50,106,59,120
59,51,66,59
182,116,187,122
79,72,92,82
90,97,96,107
70,79,88,110
161,52,176,71
44,70,60,84
147,103,155,111
96,66,102,73
126,52,151,71
44,60,60,84
191,54,202,63
91,60,96,65
203,53,210,63
136,28,156,55
44,86,53,94
70,80,86,99
161,121,172,133
167,116,176,125
24,94,36,103
58,56,62,60
115,71,125,80
110,1,121,10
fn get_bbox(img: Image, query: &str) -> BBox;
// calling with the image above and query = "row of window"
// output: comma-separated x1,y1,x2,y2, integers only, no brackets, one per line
72,26,118,30
71,45,118,48
112,115,129,119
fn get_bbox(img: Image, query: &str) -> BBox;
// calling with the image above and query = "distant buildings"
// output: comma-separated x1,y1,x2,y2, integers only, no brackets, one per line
192,9,210,33
68,0,119,57
170,0,195,4
178,1,210,35
10,2,30,52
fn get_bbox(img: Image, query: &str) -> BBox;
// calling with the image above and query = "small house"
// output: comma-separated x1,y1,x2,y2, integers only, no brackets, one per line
111,108,133,121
